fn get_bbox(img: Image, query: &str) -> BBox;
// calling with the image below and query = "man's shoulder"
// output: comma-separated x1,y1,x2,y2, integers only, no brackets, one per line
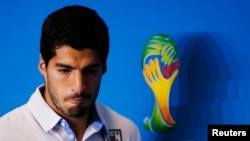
0,104,30,138
0,104,29,124
96,103,138,130
0,103,53,141
95,102,142,140
96,102,133,123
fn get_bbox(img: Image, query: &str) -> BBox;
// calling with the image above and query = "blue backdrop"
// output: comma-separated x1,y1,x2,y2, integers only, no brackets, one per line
1,0,250,140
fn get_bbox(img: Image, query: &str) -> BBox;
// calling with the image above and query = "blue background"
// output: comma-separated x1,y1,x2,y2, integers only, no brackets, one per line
1,0,250,140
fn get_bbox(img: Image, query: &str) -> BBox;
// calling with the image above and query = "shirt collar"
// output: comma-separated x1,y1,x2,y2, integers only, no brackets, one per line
27,85,61,132
94,102,111,136
27,85,109,135
90,103,110,136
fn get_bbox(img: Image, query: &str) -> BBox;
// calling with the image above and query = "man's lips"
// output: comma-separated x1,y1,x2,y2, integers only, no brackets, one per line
67,97,85,104
66,94,91,104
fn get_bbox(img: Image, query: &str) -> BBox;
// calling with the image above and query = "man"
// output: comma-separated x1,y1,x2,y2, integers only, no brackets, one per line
0,5,141,141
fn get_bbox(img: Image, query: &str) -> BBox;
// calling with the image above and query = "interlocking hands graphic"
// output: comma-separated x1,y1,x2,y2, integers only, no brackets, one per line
142,33,179,133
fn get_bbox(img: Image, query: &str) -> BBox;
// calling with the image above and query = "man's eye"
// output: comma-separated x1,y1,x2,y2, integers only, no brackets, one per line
58,69,71,74
85,69,98,74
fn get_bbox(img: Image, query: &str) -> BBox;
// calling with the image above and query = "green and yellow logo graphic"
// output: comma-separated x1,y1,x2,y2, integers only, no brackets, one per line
142,33,179,133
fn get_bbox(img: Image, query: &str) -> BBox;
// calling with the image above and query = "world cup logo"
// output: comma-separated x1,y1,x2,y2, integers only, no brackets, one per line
142,33,179,133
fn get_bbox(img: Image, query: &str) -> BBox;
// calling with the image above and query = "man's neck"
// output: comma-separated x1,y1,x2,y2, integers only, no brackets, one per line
65,116,89,141
64,106,95,141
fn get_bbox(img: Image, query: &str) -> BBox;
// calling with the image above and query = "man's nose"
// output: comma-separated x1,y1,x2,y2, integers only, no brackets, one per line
72,72,86,94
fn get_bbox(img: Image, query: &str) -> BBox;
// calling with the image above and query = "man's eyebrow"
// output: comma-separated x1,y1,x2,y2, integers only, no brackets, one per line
55,62,102,69
55,63,73,69
87,63,102,68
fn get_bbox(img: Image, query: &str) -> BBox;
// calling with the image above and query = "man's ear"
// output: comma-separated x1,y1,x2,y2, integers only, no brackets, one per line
38,54,46,76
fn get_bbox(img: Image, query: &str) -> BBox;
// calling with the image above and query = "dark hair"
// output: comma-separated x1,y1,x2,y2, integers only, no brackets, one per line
40,5,109,72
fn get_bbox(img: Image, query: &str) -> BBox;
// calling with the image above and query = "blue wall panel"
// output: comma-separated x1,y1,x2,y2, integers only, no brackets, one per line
1,0,250,140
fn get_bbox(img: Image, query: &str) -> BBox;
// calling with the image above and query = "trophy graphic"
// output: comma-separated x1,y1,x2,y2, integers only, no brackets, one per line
142,33,179,132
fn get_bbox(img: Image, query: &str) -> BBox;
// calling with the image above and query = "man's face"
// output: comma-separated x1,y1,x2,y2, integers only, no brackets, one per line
39,46,104,117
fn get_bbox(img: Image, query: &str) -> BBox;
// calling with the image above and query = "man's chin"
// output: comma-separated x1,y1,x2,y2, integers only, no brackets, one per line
66,104,92,117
